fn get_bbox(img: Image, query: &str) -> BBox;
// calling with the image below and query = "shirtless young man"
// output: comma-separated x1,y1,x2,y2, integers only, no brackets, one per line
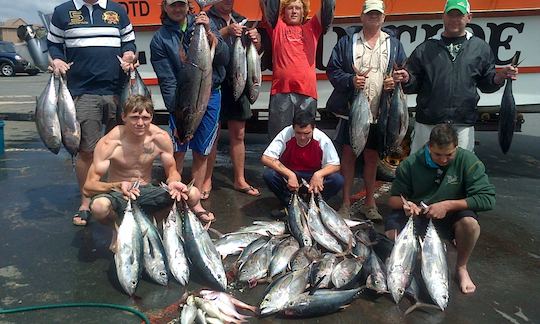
83,95,215,241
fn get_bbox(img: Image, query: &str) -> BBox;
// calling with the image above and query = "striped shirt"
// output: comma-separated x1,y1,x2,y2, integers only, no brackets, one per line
47,0,136,96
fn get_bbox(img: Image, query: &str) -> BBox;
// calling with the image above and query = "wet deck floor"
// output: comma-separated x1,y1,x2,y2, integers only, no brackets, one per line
0,120,539,323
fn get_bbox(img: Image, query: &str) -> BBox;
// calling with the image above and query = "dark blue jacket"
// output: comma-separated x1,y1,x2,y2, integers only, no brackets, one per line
326,26,407,117
150,16,229,112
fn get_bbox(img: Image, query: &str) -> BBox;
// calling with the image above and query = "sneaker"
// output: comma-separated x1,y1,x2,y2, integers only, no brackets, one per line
359,205,383,222
270,208,287,219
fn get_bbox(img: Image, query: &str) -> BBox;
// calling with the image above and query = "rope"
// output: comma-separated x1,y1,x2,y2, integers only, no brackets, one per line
0,302,150,324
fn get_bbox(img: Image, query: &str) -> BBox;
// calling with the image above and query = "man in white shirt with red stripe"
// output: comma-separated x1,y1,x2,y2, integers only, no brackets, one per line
261,110,344,217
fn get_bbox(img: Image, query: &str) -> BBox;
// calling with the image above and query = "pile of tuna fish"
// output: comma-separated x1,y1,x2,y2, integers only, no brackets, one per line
35,73,80,157
114,199,227,296
176,290,258,324
114,187,449,319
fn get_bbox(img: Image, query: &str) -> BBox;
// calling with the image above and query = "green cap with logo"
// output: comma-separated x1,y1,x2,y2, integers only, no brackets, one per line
444,0,470,14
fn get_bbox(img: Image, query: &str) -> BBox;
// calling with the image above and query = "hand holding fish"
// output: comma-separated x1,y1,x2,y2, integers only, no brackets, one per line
286,174,300,192
50,58,72,76
120,180,141,201
494,65,519,84
308,171,324,194
392,68,409,83
352,74,367,90
168,181,189,201
400,195,421,217
196,11,210,31
423,201,448,219
226,22,245,37
383,75,395,91
119,51,139,73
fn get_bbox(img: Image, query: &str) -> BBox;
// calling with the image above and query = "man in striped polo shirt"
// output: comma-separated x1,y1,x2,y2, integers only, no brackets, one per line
261,110,344,218
47,0,137,226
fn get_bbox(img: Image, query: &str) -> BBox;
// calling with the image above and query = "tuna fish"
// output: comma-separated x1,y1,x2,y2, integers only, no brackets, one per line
35,73,62,154
318,194,356,247
174,19,215,143
281,287,362,317
348,89,371,157
230,19,248,101
57,75,80,157
287,192,312,247
420,219,449,310
132,202,169,286
119,66,152,110
182,202,227,291
268,236,300,278
331,258,363,289
163,202,190,285
259,267,310,316
114,200,144,296
235,235,271,269
237,238,274,283
306,193,343,253
246,38,262,104
384,81,409,156
234,221,286,236
214,232,266,259
386,216,418,303
309,253,337,289
498,51,520,154
365,251,388,294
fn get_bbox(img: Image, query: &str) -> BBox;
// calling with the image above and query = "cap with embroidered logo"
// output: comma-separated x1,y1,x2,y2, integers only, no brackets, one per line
363,0,385,14
444,0,470,14
166,0,188,5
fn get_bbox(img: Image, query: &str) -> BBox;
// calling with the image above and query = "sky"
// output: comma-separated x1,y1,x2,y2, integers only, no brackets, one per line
0,0,66,25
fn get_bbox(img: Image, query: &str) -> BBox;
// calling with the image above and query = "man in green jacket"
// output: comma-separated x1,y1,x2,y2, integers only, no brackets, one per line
386,123,495,295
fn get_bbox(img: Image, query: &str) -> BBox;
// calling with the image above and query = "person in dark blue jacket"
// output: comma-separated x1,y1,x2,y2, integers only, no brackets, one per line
48,0,137,226
150,0,229,205
326,0,406,221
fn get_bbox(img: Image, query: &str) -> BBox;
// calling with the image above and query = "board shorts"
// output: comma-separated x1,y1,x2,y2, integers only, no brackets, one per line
90,184,173,220
170,89,221,156
74,94,119,152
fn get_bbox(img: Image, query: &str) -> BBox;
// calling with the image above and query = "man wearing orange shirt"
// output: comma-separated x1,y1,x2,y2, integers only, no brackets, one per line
260,0,335,139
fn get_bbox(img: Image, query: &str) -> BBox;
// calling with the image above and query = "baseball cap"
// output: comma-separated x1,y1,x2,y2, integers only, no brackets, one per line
444,0,470,14
166,0,188,5
363,0,385,14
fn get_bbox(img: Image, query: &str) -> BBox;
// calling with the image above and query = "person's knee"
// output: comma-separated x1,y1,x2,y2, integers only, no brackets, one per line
455,217,480,236
262,168,276,183
90,198,113,223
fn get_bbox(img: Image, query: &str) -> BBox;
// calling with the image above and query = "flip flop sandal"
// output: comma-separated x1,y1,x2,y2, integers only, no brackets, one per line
72,210,91,226
235,186,261,197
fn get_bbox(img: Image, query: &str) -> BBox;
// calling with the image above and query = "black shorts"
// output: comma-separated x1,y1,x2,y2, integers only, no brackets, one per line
220,81,252,122
90,184,173,220
384,209,478,240
334,118,378,151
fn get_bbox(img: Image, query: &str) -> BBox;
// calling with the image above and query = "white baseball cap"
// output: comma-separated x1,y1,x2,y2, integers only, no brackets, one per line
363,0,385,14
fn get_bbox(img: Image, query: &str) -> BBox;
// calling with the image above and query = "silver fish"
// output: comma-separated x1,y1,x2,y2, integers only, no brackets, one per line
163,202,189,285
235,235,271,269
349,89,371,157
268,236,300,278
318,194,356,247
287,192,312,247
235,220,286,236
246,40,262,104
306,193,343,253
214,232,266,259
366,251,388,294
174,22,214,143
309,253,337,289
238,237,280,283
35,73,61,154
182,202,227,291
114,200,144,296
132,202,169,286
281,287,362,318
230,21,247,101
289,246,320,271
420,219,449,310
331,258,363,289
259,267,310,316
57,75,80,157
386,216,418,303
385,82,409,155
180,295,198,324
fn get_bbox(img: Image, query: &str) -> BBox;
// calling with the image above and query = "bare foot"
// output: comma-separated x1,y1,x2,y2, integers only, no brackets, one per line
456,266,476,294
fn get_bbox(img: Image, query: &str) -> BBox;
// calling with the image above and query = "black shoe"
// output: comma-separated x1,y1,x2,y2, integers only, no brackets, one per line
270,208,287,219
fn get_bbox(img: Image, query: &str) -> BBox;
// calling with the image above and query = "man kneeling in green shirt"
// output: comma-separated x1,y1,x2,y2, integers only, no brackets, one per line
386,123,495,295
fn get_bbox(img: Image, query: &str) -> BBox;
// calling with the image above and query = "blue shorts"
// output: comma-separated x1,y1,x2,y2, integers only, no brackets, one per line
170,89,221,156
384,209,478,240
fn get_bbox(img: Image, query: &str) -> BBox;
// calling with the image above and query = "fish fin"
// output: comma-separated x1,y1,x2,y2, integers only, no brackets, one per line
308,275,326,295
404,302,442,315
207,227,224,238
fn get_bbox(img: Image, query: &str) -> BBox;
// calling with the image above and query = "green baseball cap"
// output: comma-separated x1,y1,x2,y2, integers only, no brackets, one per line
444,0,470,14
